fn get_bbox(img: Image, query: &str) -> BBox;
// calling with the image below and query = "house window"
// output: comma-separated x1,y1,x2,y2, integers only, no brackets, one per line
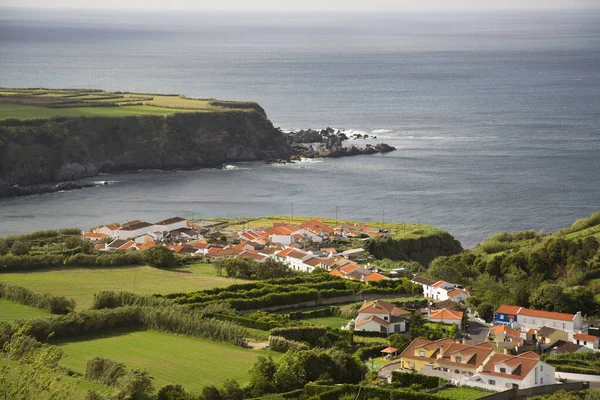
489,380,496,385
584,341,587,345
522,318,527,323
532,319,536,324
469,372,473,376
500,315,504,320
541,365,543,371
541,378,543,384
419,351,425,357
380,325,387,333
442,368,448,372
454,370,460,374
500,367,506,373
384,316,389,321
456,357,462,363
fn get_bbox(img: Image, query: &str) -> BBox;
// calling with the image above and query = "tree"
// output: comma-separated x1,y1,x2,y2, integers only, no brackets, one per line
10,240,31,256
157,384,190,400
0,239,8,256
221,379,244,400
529,283,566,312
248,356,277,397
142,245,179,269
476,303,495,323
85,390,105,400
0,324,74,400
116,369,153,400
200,385,223,400
388,333,410,353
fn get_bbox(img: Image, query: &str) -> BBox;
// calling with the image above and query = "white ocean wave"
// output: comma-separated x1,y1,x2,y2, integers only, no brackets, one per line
371,129,393,134
223,165,251,170
93,180,120,185
299,158,322,163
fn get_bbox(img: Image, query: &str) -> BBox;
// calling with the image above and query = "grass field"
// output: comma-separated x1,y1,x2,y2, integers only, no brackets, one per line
0,263,244,309
0,299,50,321
57,330,278,394
0,88,257,120
436,387,491,400
305,315,349,329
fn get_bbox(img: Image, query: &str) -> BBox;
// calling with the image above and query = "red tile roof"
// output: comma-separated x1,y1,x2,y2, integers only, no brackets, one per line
432,280,447,288
330,269,345,278
481,352,540,380
356,315,390,328
340,264,360,273
193,241,210,249
83,232,109,239
574,333,598,342
496,305,523,315
429,308,463,321
137,241,156,250
518,308,576,322
363,272,388,282
275,248,295,258
118,241,137,250
359,300,410,316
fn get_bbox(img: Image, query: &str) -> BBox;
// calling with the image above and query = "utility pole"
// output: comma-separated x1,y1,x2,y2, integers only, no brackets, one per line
335,206,338,224
292,202,294,222
382,209,385,229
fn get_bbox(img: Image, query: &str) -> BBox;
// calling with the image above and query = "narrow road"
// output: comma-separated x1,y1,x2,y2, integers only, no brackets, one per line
467,320,490,345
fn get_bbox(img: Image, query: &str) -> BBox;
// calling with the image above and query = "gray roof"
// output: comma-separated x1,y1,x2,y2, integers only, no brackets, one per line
411,276,436,286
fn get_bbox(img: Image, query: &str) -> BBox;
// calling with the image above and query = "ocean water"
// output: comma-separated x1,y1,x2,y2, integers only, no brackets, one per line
0,8,599,247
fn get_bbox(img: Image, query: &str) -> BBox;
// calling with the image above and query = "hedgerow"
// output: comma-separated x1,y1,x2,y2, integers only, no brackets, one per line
0,282,75,314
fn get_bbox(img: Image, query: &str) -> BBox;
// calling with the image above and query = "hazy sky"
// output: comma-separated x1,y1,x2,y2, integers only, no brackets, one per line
2,0,599,11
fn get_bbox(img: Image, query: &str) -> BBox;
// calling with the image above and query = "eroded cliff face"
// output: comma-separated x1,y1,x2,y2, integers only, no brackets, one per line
0,110,294,196
366,233,464,265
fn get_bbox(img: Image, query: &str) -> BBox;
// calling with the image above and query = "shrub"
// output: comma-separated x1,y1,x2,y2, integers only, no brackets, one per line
142,245,180,269
268,336,308,353
86,356,126,386
391,371,445,389
117,369,154,400
0,282,75,314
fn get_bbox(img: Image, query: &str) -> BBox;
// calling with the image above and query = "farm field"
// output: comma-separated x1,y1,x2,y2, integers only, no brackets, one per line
304,315,349,329
0,298,50,321
0,103,197,120
0,263,244,309
436,386,491,400
57,330,279,394
0,88,258,120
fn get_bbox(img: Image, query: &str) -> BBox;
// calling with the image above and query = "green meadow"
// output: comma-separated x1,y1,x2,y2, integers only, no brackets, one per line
57,330,278,394
0,263,244,310
0,298,50,321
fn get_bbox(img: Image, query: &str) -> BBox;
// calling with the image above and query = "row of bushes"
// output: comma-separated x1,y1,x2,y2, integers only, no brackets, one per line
0,282,75,314
287,307,339,320
303,382,442,400
91,291,173,309
15,305,248,347
85,356,154,399
355,345,388,361
0,252,143,272
391,371,446,389
268,336,308,353
270,326,353,349
0,228,81,246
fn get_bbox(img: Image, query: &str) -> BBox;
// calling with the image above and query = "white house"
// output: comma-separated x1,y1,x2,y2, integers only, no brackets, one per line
116,220,155,239
284,250,313,272
400,339,556,392
350,300,410,334
82,232,109,243
411,276,437,298
411,277,470,303
429,308,464,329
93,224,119,237
155,217,188,232
573,333,599,350
495,305,587,340
476,352,556,390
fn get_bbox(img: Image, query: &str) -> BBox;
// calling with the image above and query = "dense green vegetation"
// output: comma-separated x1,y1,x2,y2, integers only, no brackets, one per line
0,282,75,314
424,212,600,319
542,352,600,375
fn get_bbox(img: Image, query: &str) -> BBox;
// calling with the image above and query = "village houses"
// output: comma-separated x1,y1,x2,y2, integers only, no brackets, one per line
494,305,587,340
347,300,410,334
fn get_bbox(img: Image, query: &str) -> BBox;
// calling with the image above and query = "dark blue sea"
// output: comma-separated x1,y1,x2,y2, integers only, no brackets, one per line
0,8,599,247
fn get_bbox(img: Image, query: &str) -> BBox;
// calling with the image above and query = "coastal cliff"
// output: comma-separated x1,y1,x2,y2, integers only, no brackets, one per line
0,109,293,197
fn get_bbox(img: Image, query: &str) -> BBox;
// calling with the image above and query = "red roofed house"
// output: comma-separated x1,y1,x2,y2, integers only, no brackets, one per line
429,308,464,329
495,305,586,340
94,224,119,237
399,338,556,391
349,300,410,334
137,241,156,250
82,232,109,243
488,325,524,350
573,333,599,350
362,272,388,282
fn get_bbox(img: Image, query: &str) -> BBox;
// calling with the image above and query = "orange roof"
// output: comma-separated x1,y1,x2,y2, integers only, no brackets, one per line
481,352,540,380
137,241,156,250
168,245,184,253
574,333,598,342
518,308,576,322
119,241,137,250
322,247,336,253
381,347,398,353
330,269,345,278
363,272,388,282
489,325,521,338
359,300,410,316
429,308,463,321
286,250,308,260
401,338,455,363
496,305,522,315
448,288,470,297
340,264,360,274
527,328,535,334
94,243,105,249
104,224,119,231
276,248,295,258
83,232,108,238
193,241,210,249
432,280,447,288
356,315,389,328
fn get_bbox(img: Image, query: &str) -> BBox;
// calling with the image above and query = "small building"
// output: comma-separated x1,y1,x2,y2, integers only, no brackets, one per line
536,327,568,350
573,333,599,350
429,308,464,329
351,300,410,334
93,224,119,237
494,305,586,340
488,325,524,350
82,232,109,243
155,217,188,233
117,220,155,239
477,352,555,390
548,340,594,354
